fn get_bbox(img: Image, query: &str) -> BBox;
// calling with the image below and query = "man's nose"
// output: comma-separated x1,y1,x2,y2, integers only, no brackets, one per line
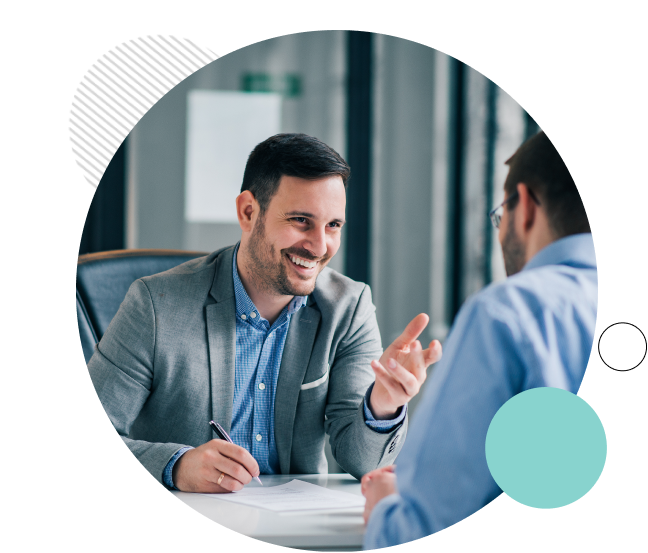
303,226,327,258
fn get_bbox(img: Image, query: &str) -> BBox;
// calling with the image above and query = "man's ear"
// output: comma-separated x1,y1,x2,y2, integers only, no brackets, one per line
516,182,537,233
236,190,258,233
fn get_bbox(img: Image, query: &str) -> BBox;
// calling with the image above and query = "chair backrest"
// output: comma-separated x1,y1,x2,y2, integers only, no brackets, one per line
77,249,207,363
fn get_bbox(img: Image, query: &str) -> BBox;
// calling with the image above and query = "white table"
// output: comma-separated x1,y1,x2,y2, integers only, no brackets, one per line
172,474,365,551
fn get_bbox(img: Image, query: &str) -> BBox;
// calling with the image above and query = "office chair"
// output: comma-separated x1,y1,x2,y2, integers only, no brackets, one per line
76,249,207,363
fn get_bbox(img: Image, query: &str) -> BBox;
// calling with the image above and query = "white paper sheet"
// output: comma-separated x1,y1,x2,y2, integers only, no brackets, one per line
201,479,365,512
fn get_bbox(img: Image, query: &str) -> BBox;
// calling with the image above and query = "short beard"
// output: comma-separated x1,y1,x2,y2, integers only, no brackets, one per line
501,215,526,277
247,213,323,297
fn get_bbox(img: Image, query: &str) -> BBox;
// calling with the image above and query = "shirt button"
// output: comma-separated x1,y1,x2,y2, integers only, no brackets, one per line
256,434,263,442
250,312,257,319
240,314,247,320
258,382,266,390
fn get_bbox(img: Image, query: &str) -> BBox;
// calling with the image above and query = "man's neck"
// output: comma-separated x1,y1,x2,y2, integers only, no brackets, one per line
524,213,557,265
236,250,293,325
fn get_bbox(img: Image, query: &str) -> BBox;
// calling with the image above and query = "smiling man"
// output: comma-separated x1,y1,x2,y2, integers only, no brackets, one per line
89,133,441,492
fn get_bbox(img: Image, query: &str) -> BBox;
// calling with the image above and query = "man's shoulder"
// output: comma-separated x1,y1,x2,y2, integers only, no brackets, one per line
139,245,234,292
470,262,597,323
312,266,368,308
310,267,378,341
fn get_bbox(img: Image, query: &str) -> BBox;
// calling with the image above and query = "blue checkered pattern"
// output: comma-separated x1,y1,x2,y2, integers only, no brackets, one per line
229,245,307,474
163,244,405,488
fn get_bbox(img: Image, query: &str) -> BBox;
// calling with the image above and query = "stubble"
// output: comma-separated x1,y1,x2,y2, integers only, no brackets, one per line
501,214,526,277
247,214,324,297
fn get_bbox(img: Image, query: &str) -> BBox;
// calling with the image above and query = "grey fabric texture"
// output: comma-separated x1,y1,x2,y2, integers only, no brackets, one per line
88,245,407,484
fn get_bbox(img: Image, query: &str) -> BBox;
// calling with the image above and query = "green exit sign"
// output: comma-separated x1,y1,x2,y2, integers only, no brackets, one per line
241,73,302,98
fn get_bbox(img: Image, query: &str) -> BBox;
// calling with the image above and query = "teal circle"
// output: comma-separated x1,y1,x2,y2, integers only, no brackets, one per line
485,387,606,509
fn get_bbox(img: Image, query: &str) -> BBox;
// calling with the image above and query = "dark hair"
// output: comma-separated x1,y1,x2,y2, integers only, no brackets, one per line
504,131,590,237
241,133,350,212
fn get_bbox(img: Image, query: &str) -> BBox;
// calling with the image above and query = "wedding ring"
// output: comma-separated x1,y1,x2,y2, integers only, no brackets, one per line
217,472,225,486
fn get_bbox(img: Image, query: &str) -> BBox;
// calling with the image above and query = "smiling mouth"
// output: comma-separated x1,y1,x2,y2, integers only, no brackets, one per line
286,253,318,271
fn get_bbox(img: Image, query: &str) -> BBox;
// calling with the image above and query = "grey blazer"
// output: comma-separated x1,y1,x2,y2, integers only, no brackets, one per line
88,245,406,485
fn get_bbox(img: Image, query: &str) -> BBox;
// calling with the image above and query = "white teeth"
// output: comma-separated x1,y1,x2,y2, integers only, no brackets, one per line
290,255,316,269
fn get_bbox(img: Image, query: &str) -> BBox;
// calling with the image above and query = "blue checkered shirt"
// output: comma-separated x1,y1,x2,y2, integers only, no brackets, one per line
163,245,405,488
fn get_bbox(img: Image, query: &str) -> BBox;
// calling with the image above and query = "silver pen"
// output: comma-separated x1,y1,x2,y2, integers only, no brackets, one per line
209,420,263,485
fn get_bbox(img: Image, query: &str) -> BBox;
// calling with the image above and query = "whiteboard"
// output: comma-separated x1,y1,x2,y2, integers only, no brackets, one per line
185,90,282,223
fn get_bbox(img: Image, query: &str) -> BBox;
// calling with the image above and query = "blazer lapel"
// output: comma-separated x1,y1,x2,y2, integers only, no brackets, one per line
205,247,236,433
275,304,321,474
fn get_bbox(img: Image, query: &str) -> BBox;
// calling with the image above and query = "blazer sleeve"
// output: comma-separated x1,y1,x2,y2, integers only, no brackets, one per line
88,279,189,485
325,285,408,479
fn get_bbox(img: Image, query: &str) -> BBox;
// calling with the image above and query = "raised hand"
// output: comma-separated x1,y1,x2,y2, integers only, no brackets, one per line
369,313,442,419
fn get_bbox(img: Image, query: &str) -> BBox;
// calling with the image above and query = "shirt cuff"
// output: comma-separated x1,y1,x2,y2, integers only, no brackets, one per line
163,446,193,489
363,382,407,433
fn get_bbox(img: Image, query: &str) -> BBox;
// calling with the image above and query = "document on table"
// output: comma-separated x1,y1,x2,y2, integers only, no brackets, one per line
202,479,365,512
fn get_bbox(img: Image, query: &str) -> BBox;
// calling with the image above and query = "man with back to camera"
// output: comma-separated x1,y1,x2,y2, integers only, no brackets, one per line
361,131,597,547
89,133,442,492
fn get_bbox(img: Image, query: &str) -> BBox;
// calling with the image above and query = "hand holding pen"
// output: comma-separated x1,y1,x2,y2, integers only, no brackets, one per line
171,423,262,493
209,420,263,486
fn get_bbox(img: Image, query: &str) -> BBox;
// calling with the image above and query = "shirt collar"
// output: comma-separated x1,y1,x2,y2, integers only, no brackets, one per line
232,243,307,324
523,233,596,272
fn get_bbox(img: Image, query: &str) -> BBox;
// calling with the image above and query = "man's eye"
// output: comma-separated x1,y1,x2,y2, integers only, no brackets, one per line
292,217,307,224
328,222,341,228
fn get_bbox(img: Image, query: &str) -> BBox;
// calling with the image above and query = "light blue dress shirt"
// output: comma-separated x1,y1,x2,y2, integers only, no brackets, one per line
163,245,405,488
229,248,307,474
364,233,597,548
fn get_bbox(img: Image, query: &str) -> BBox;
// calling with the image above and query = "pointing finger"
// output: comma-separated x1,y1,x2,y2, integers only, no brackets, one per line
390,314,430,351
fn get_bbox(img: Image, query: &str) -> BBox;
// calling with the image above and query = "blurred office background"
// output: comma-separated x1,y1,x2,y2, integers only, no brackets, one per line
80,31,540,468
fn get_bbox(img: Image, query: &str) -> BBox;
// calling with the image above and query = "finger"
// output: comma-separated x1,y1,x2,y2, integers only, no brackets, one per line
410,340,422,355
389,313,430,351
362,465,395,495
396,339,427,382
373,472,397,491
361,472,371,493
362,466,386,483
216,440,261,478
217,440,260,475
361,466,384,494
213,450,256,486
424,339,442,365
361,472,374,485
214,471,244,493
373,359,405,390
361,477,370,495
361,475,374,495
385,358,419,396
212,440,258,485
372,360,408,398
